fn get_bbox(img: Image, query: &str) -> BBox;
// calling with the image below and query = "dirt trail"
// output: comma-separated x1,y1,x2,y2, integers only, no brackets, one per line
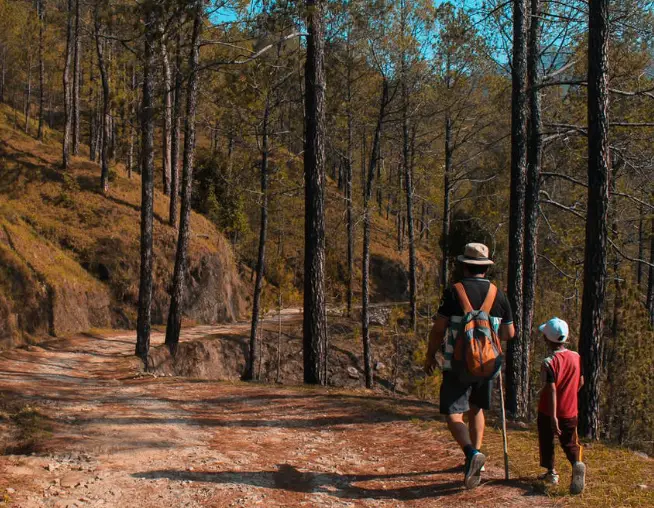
0,317,554,507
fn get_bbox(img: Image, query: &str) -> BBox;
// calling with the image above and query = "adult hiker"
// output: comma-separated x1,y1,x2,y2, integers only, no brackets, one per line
424,242,515,489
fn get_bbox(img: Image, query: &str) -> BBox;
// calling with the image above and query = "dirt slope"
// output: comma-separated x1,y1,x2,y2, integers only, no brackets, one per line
0,318,553,508
0,105,246,348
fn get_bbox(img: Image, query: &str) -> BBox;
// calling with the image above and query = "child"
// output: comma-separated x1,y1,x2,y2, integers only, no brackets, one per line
537,317,586,495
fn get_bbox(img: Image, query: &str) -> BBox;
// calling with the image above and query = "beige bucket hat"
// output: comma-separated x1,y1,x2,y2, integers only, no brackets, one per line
457,242,494,266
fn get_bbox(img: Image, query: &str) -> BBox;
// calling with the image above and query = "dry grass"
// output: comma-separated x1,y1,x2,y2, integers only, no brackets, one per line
477,421,653,506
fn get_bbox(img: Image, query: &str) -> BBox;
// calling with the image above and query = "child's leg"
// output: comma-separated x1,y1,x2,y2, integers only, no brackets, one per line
537,412,556,471
558,416,582,465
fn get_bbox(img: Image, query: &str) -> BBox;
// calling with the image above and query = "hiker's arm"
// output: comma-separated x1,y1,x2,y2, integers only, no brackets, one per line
424,316,448,374
500,323,515,341
499,291,515,341
579,375,584,391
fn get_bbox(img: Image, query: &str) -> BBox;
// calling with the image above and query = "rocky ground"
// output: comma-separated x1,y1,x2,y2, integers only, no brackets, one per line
0,316,554,508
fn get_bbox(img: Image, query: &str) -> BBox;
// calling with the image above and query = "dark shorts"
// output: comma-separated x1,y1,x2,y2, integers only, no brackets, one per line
439,370,493,415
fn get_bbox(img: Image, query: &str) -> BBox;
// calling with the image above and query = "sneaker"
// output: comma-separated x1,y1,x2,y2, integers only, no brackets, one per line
570,461,586,495
464,451,486,489
538,471,560,485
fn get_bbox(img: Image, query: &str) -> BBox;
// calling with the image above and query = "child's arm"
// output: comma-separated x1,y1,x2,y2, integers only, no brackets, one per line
546,383,561,435
542,363,561,435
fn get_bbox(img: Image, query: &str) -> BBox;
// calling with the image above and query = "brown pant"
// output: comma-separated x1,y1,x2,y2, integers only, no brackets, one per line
537,412,582,470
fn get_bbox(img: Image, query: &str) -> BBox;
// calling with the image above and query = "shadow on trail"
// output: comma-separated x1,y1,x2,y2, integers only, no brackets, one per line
134,464,471,501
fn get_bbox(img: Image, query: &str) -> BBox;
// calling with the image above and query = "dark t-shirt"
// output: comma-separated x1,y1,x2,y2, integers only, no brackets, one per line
436,278,514,323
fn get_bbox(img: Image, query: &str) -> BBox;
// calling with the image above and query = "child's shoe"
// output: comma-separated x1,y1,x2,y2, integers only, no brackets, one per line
570,461,586,494
538,470,560,485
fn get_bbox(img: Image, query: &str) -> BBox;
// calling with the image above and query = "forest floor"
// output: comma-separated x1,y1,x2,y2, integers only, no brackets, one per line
0,315,652,507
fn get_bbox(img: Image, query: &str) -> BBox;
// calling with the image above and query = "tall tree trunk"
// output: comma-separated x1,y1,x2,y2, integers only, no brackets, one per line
62,0,74,169
165,0,203,353
442,113,453,288
303,0,328,386
506,0,529,419
637,202,644,289
521,0,543,414
362,79,389,390
24,51,32,134
89,54,96,161
647,212,654,325
160,27,172,195
127,65,136,179
169,30,182,227
72,0,81,154
0,46,5,103
346,32,354,318
246,97,270,381
579,0,610,440
135,5,158,364
94,5,110,194
37,0,45,140
401,70,417,332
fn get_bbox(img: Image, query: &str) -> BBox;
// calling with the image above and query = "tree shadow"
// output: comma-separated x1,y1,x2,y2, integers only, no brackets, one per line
134,463,472,501
0,141,64,197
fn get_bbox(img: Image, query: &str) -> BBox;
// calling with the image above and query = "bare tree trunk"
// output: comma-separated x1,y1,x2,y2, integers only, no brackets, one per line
135,5,158,364
637,201,644,289
72,0,81,154
0,46,5,103
442,114,453,287
521,0,543,414
400,8,417,331
62,0,74,169
402,105,417,331
165,0,203,354
647,212,654,325
37,0,45,140
346,30,354,318
362,79,389,390
579,0,610,440
127,65,136,179
169,30,182,227
24,51,32,134
303,0,328,386
160,26,172,195
506,0,529,419
89,55,96,161
94,4,110,194
246,96,270,381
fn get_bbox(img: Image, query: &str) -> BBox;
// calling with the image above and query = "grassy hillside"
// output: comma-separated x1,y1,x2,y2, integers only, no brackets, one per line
0,104,246,348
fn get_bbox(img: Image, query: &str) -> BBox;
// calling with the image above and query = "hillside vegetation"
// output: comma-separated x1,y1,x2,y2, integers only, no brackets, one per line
0,104,246,348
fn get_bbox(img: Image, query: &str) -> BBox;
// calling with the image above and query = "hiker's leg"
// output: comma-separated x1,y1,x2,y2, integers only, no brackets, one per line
537,412,556,470
468,405,484,450
446,413,473,449
558,417,582,465
468,379,492,450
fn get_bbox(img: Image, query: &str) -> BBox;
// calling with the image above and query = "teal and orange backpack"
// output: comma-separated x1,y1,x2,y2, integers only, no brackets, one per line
452,282,503,381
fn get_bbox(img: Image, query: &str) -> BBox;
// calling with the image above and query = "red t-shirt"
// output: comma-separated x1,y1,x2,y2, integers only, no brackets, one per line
538,349,582,419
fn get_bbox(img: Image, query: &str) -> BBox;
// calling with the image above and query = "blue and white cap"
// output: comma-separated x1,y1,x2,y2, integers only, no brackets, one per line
538,317,569,343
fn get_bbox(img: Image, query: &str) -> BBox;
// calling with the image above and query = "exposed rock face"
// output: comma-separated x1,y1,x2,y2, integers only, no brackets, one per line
183,254,245,324
0,216,246,349
0,218,111,342
370,254,409,303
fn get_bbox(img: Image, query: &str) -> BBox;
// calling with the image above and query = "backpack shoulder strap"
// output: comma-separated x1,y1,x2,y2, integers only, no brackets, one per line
480,283,498,314
453,283,474,314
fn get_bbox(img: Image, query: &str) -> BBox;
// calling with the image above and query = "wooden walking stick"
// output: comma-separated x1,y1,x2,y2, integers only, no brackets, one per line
498,370,510,480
